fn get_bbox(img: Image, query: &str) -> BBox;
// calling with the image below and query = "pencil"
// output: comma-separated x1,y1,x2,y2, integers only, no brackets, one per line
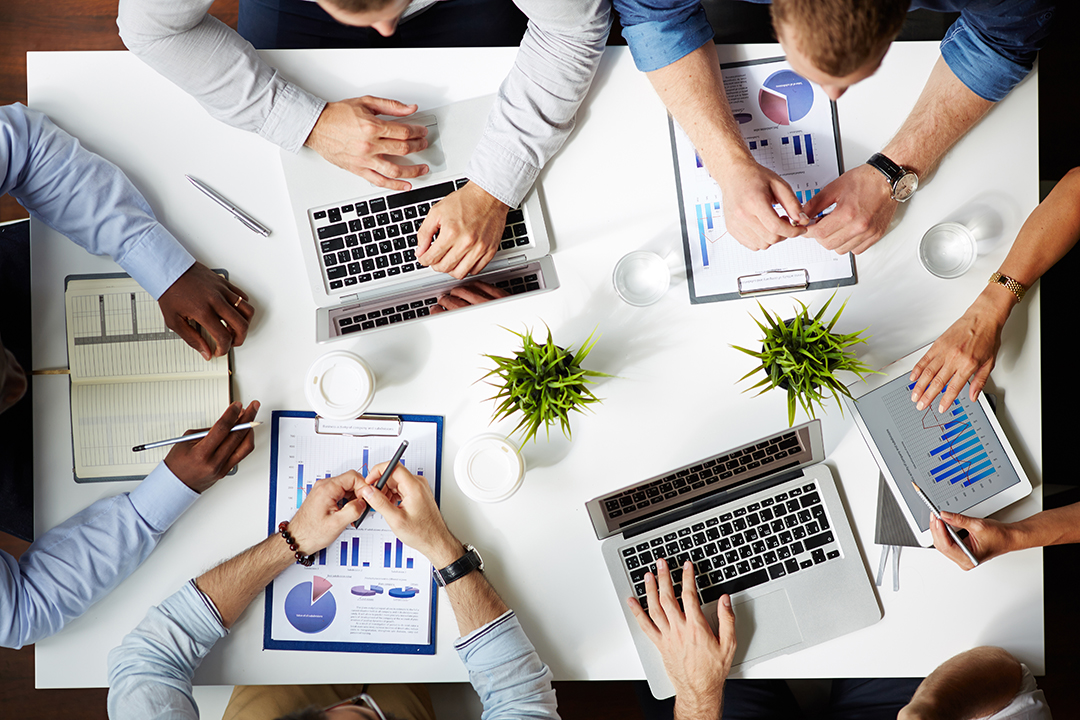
910,481,980,567
132,421,262,452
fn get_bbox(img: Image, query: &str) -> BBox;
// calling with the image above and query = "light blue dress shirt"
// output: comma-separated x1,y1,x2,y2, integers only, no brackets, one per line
1,103,194,298
0,464,199,648
108,587,561,720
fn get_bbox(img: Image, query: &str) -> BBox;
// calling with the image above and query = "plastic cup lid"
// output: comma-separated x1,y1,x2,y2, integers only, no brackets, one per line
304,351,374,420
454,434,525,503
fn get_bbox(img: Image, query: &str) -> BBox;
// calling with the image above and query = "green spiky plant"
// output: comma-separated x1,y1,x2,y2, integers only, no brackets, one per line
481,326,609,443
731,293,878,427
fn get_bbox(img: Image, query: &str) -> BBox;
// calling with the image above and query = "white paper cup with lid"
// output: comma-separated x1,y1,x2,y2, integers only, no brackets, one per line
304,351,375,420
454,434,526,502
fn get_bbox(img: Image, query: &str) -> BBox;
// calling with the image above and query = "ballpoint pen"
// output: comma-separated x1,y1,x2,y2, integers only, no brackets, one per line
132,421,262,452
911,480,980,567
185,174,271,236
354,440,409,528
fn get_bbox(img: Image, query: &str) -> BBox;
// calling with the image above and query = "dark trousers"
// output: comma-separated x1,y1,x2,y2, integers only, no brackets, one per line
238,0,529,49
636,678,923,720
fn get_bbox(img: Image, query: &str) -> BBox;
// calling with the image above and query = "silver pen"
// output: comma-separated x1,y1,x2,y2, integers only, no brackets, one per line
132,421,262,452
911,481,980,567
185,175,271,236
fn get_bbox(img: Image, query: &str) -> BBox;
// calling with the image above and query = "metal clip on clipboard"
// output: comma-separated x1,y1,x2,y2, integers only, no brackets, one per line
315,414,403,437
737,268,810,297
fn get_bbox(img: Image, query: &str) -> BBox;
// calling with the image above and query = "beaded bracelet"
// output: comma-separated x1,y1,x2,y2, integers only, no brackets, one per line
278,521,316,566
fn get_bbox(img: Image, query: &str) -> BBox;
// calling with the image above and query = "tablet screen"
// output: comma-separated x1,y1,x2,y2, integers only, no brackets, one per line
852,375,1022,532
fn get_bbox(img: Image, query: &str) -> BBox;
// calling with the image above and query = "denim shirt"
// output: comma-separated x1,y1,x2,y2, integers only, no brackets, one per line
613,0,1055,102
1,104,195,298
108,588,561,720
0,463,198,649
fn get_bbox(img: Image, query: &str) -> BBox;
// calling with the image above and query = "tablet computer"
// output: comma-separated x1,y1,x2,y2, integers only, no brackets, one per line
843,345,1032,547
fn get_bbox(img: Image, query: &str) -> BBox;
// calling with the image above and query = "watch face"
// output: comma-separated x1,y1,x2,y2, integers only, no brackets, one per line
893,172,918,202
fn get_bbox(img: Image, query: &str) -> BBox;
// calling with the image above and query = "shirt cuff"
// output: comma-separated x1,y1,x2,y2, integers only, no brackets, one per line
940,18,1032,102
466,139,539,210
621,10,715,73
129,462,200,534
116,223,196,300
262,80,328,155
454,609,518,654
164,581,229,644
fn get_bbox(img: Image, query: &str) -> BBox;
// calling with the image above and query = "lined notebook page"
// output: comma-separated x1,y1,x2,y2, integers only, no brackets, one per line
65,276,231,480
71,378,230,478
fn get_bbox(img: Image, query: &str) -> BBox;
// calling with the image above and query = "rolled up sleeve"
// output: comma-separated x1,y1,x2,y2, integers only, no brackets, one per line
613,0,715,72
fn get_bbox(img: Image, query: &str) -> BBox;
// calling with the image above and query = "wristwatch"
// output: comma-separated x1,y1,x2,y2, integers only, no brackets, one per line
866,153,919,202
433,544,484,587
989,272,1026,302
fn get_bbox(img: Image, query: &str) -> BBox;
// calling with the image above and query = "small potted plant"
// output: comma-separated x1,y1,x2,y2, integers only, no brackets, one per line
481,326,608,443
731,293,876,426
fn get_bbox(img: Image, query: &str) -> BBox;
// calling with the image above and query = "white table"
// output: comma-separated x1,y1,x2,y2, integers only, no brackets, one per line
27,43,1042,689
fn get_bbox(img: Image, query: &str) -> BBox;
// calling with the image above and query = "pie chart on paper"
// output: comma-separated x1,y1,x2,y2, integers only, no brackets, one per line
284,576,336,633
758,70,815,125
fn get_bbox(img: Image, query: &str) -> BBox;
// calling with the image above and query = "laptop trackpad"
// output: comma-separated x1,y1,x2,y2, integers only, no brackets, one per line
727,589,804,665
397,114,447,174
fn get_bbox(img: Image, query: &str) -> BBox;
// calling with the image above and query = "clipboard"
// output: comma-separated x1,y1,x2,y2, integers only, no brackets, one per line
264,410,443,655
668,57,857,303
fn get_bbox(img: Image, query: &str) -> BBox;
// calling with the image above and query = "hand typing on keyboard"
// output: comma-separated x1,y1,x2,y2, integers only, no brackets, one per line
628,557,737,719
304,96,431,191
417,181,511,278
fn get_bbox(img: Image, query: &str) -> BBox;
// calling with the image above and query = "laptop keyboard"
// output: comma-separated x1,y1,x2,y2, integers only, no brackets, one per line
602,430,802,523
331,262,549,336
310,177,533,292
621,481,841,610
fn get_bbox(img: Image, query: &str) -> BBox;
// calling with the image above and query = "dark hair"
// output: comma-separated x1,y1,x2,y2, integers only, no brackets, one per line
770,0,911,77
322,0,400,13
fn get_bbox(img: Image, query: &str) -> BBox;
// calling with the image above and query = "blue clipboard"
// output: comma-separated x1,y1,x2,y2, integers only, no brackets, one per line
263,410,443,654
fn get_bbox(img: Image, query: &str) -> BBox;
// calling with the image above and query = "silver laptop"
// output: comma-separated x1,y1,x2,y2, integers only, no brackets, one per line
279,94,558,342
586,420,881,698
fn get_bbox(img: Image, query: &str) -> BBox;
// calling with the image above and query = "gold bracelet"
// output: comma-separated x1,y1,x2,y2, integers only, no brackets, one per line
989,272,1026,302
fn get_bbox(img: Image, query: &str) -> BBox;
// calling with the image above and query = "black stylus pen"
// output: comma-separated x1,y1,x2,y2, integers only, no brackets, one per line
354,440,409,528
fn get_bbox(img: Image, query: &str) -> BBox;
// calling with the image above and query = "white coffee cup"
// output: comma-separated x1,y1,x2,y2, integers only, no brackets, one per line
304,351,375,420
454,434,526,503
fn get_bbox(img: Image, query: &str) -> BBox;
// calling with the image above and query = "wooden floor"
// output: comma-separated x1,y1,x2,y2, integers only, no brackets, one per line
2,1,1079,718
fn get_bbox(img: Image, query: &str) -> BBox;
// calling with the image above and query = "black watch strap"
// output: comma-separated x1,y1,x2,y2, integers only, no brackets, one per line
433,545,483,587
866,152,903,183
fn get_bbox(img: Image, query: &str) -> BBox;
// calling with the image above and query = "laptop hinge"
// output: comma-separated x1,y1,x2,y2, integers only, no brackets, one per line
338,293,360,304
622,464,805,540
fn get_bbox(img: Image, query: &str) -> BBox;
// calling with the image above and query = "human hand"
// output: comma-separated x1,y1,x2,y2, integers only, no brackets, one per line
714,156,807,251
627,558,736,717
164,400,259,493
803,164,896,254
158,262,254,361
429,280,510,314
909,289,1014,412
930,512,1017,571
288,470,366,554
416,182,511,278
359,462,460,567
305,97,430,191
0,339,28,416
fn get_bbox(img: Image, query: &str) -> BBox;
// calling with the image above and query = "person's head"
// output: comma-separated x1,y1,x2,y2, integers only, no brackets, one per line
0,333,28,416
316,0,411,37
275,693,405,720
770,0,910,100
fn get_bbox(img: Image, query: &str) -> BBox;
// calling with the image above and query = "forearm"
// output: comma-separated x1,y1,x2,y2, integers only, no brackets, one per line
0,464,196,648
0,105,193,298
882,56,993,178
900,646,1021,720
427,537,508,636
196,535,294,629
675,693,724,720
118,0,324,152
468,0,609,206
996,167,1080,287
647,43,752,174
1007,501,1080,554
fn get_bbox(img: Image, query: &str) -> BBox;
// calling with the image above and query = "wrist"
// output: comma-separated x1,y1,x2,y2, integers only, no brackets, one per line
674,689,724,720
975,283,1018,324
428,534,465,569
